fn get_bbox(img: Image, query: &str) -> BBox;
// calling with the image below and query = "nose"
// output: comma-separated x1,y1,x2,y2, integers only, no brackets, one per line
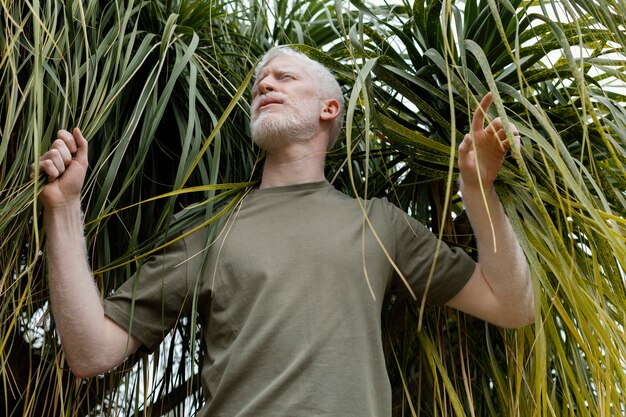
256,76,276,95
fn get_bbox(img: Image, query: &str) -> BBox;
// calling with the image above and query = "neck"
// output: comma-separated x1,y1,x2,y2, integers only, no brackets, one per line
259,142,327,189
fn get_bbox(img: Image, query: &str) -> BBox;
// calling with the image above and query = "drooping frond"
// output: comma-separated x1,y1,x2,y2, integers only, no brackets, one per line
1,0,624,416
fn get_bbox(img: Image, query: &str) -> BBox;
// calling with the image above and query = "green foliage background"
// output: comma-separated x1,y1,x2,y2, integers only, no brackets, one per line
1,0,625,416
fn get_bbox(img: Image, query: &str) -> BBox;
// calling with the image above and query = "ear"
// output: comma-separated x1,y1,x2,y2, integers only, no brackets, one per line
320,98,341,121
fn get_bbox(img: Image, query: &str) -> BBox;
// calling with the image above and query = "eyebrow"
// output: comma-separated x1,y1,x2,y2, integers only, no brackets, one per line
258,67,299,80
251,66,302,95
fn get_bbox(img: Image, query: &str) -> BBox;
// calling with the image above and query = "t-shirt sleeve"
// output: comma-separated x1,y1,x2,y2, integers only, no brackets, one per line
386,201,476,305
103,232,200,353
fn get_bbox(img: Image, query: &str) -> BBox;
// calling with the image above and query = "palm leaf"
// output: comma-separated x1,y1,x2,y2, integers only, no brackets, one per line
2,0,625,416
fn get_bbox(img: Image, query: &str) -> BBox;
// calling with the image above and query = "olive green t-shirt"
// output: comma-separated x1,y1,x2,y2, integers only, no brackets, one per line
104,181,475,417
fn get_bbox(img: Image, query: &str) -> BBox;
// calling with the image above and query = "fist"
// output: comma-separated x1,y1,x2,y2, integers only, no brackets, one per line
31,128,89,209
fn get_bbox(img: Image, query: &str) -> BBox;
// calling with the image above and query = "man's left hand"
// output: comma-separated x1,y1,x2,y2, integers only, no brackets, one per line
459,92,520,190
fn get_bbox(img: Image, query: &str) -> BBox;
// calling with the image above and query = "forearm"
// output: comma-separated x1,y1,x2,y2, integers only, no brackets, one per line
460,183,534,323
45,201,136,376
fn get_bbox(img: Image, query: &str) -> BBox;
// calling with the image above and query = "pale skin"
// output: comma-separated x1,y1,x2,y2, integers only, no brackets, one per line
446,93,534,328
250,56,340,189
34,56,533,378
32,129,142,377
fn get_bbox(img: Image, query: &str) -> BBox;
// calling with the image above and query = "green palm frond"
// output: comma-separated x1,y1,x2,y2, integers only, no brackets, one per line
2,0,625,416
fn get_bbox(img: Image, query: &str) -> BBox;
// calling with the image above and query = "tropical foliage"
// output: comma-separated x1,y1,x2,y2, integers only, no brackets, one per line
1,0,625,416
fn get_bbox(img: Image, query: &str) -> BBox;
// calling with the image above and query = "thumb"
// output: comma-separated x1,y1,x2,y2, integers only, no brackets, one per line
73,128,89,167
459,134,472,159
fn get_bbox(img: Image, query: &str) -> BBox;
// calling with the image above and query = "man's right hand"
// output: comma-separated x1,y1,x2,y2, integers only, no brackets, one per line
32,127,141,377
31,128,88,209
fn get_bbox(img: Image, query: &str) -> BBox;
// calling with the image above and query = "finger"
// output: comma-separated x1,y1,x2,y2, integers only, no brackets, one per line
459,134,472,158
472,92,494,133
485,117,504,135
493,128,508,142
511,133,522,155
73,128,88,166
51,138,73,166
56,129,78,154
44,149,67,175
41,158,61,181
29,162,37,180
489,130,507,152
501,138,511,151
489,119,520,138
30,160,48,180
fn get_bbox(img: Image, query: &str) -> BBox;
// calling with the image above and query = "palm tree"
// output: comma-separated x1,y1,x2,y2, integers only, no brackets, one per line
1,0,625,416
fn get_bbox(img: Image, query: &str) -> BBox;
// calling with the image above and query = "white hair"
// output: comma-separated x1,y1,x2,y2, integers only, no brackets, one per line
254,46,345,149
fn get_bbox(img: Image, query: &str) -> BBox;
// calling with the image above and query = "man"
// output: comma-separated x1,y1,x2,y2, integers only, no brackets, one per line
34,46,534,416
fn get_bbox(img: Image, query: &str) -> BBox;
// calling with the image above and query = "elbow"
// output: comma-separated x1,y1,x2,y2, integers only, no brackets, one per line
69,357,118,379
68,358,103,379
503,290,536,329
60,321,138,378
64,347,117,379
71,367,99,379
504,269,536,329
497,311,534,329
508,308,535,329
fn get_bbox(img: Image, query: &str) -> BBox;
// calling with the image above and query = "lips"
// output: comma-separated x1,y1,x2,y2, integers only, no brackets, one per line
251,93,288,121
258,97,283,109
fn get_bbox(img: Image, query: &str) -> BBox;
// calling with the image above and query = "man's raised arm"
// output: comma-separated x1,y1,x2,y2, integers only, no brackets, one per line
446,93,535,328
32,128,141,377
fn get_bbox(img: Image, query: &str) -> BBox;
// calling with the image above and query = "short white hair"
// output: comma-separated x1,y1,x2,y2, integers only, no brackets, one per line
255,46,345,149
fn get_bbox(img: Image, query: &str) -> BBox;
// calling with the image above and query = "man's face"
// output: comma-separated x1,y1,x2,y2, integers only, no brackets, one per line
250,55,323,150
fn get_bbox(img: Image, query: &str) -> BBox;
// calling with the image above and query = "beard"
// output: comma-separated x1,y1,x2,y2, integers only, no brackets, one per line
250,93,321,150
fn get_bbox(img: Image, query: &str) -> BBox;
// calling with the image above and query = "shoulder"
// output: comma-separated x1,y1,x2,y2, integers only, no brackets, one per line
158,198,237,265
364,195,424,229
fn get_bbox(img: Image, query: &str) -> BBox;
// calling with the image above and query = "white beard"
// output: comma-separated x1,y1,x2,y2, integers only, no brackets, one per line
250,93,321,150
